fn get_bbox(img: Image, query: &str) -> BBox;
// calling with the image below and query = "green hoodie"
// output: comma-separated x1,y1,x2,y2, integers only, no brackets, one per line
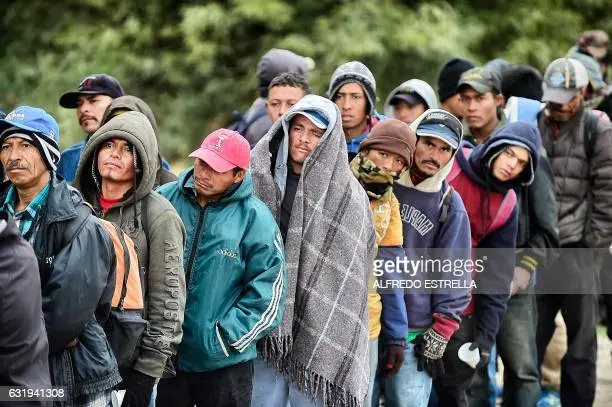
72,111,187,379
157,169,286,372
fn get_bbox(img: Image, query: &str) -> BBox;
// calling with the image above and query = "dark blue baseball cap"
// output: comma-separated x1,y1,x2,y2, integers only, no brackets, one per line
415,109,462,150
59,74,124,108
0,106,60,143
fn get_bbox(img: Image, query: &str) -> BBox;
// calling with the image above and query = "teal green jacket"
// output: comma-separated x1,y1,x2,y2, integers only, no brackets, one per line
157,168,286,372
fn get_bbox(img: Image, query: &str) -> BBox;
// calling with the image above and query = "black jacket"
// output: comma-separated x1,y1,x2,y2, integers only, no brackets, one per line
515,153,560,272
0,212,50,395
0,175,121,401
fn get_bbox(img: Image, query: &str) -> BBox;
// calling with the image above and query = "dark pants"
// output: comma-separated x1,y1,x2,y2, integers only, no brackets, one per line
600,252,612,340
466,357,492,407
497,291,540,407
536,247,598,407
432,315,477,407
156,361,254,407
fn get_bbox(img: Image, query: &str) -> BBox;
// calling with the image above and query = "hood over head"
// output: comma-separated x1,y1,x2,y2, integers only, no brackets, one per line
397,109,463,193
101,95,160,142
384,79,439,117
457,121,541,192
73,111,159,205
327,61,377,115
257,49,314,97
254,94,344,201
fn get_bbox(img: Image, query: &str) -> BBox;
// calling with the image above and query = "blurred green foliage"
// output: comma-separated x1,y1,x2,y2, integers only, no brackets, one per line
2,0,611,160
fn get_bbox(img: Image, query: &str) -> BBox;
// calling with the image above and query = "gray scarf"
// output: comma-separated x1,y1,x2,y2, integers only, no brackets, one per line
250,95,376,407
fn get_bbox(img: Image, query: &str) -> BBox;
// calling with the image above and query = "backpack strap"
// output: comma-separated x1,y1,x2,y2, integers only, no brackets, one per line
438,184,454,224
583,111,599,160
111,222,132,310
486,189,517,234
61,202,93,249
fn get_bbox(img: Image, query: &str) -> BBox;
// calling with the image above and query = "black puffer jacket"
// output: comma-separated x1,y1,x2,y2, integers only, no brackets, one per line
538,107,612,248
0,212,50,395
0,175,121,402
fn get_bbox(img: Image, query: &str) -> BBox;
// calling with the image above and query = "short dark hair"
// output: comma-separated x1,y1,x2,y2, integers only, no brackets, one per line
502,65,543,102
268,72,310,95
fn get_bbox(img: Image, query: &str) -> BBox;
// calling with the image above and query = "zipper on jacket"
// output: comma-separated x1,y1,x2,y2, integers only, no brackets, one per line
185,206,206,289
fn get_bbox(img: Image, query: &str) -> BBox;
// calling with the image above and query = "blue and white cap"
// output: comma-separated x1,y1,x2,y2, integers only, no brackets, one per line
296,109,329,129
0,106,61,171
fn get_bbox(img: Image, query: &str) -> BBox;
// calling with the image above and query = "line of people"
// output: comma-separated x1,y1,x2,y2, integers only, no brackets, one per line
2,28,612,407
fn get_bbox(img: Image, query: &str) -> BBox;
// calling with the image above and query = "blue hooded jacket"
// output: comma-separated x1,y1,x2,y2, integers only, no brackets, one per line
453,121,540,350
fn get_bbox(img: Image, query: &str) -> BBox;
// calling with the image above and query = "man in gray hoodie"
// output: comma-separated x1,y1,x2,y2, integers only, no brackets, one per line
383,79,438,125
73,111,186,407
99,95,177,187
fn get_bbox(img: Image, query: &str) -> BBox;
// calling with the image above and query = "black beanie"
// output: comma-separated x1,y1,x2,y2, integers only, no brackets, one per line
437,57,475,102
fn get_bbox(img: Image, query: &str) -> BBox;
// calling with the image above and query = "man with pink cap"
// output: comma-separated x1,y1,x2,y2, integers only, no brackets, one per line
156,129,286,407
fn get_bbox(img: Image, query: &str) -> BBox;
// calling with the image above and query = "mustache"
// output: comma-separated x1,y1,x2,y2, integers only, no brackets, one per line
79,115,97,124
103,160,121,167
422,159,440,168
6,161,30,170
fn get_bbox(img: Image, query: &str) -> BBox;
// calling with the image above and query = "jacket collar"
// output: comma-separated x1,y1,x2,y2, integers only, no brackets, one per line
0,173,80,226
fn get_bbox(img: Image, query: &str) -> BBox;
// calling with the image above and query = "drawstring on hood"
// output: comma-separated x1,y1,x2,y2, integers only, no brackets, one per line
73,111,159,225
90,140,142,229
133,148,139,228
99,95,176,188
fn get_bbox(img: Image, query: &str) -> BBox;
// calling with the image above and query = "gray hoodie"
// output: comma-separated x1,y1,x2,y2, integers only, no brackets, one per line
383,79,439,119
73,111,186,379
100,95,177,187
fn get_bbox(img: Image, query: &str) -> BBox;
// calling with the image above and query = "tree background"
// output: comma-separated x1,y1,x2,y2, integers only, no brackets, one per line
2,0,611,164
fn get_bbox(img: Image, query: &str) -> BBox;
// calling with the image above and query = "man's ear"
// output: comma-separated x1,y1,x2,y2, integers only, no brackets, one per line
494,93,505,108
233,168,246,183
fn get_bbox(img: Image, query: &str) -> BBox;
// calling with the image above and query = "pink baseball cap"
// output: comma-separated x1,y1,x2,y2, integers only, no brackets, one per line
189,129,250,172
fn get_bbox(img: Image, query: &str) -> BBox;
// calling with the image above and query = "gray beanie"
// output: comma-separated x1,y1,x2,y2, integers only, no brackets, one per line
327,61,377,115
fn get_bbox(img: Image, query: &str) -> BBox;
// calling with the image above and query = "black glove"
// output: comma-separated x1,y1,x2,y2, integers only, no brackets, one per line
121,370,156,407
468,341,490,369
413,327,448,379
382,344,405,379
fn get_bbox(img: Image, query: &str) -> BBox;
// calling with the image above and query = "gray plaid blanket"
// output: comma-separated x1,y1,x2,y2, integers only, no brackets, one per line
250,95,376,407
